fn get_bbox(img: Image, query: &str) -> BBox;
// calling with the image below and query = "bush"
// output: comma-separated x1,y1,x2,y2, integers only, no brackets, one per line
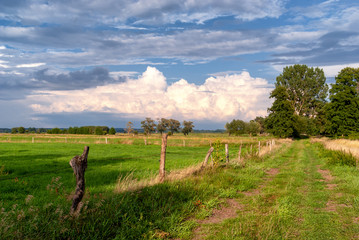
212,140,225,165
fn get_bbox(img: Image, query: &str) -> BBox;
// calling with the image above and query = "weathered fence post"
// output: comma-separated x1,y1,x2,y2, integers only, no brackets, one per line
183,139,186,147
225,144,229,163
202,147,214,168
238,143,242,161
238,142,244,166
144,138,147,145
106,137,108,144
69,146,89,214
32,137,34,143
159,133,168,183
258,141,261,156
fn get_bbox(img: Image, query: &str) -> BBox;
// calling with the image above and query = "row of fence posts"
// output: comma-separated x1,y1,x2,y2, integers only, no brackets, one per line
69,137,276,214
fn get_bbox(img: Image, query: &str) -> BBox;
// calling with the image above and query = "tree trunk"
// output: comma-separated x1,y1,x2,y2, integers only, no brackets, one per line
159,133,168,183
225,144,229,163
69,146,89,214
202,147,214,167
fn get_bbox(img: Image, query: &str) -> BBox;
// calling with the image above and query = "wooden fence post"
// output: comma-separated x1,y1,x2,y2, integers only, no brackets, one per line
32,137,34,143
69,146,89,214
183,140,186,147
258,141,261,155
144,139,147,145
238,142,244,166
159,133,168,183
202,147,214,167
238,143,242,161
225,144,229,163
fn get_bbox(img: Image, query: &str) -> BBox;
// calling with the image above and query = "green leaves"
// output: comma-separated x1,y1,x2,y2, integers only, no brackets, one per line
325,67,359,136
266,64,328,137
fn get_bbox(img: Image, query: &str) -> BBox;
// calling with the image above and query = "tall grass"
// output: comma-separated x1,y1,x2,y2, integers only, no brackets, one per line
313,138,359,166
314,138,359,158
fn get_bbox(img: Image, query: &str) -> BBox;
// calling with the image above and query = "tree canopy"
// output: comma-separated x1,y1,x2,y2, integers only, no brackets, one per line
325,67,359,136
181,120,194,136
265,86,299,138
266,64,328,137
141,118,156,135
275,64,328,117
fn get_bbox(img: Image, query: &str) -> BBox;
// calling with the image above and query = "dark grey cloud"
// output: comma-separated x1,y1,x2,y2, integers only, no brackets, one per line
0,67,125,97
31,67,124,90
262,31,359,66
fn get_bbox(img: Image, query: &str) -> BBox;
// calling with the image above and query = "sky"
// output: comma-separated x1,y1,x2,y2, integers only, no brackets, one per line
1,0,359,130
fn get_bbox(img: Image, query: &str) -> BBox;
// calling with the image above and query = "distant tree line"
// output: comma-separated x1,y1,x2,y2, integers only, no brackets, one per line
11,126,117,135
10,119,195,136
225,117,265,136
11,127,47,134
140,118,194,136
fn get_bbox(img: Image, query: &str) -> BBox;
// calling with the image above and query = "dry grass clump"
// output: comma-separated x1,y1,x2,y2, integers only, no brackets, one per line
313,138,359,158
115,164,204,193
258,139,290,157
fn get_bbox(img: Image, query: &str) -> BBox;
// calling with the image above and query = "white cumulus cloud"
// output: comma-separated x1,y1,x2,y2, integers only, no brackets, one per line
16,63,45,68
29,67,273,121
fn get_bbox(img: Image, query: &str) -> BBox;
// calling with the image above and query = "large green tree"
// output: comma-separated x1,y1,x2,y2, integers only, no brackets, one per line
265,86,299,138
325,67,359,136
156,118,170,134
181,120,194,136
141,118,156,135
276,64,328,117
266,64,328,137
225,119,246,136
168,119,181,134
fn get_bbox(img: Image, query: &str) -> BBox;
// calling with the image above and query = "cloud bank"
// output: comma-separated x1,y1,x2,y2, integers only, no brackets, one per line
29,67,272,122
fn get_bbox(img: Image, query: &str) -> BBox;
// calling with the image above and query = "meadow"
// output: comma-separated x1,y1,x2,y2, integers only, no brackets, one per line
0,133,275,239
0,133,272,208
2,133,359,239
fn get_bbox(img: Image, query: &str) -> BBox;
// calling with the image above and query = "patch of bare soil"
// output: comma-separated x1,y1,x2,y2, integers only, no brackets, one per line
191,168,280,239
316,166,347,213
199,199,243,225
325,200,337,212
242,168,280,197
192,199,243,240
317,165,334,182
266,168,280,176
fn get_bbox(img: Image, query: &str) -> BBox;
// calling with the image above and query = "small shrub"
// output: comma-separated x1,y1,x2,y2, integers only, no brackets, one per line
212,140,225,165
0,165,8,176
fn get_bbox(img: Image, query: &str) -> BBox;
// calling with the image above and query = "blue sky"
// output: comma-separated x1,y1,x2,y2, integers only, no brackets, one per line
0,0,359,129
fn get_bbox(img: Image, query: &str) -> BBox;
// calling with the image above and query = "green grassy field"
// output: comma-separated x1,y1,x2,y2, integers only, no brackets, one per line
0,133,269,239
0,141,207,206
2,135,358,239
0,133,267,208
